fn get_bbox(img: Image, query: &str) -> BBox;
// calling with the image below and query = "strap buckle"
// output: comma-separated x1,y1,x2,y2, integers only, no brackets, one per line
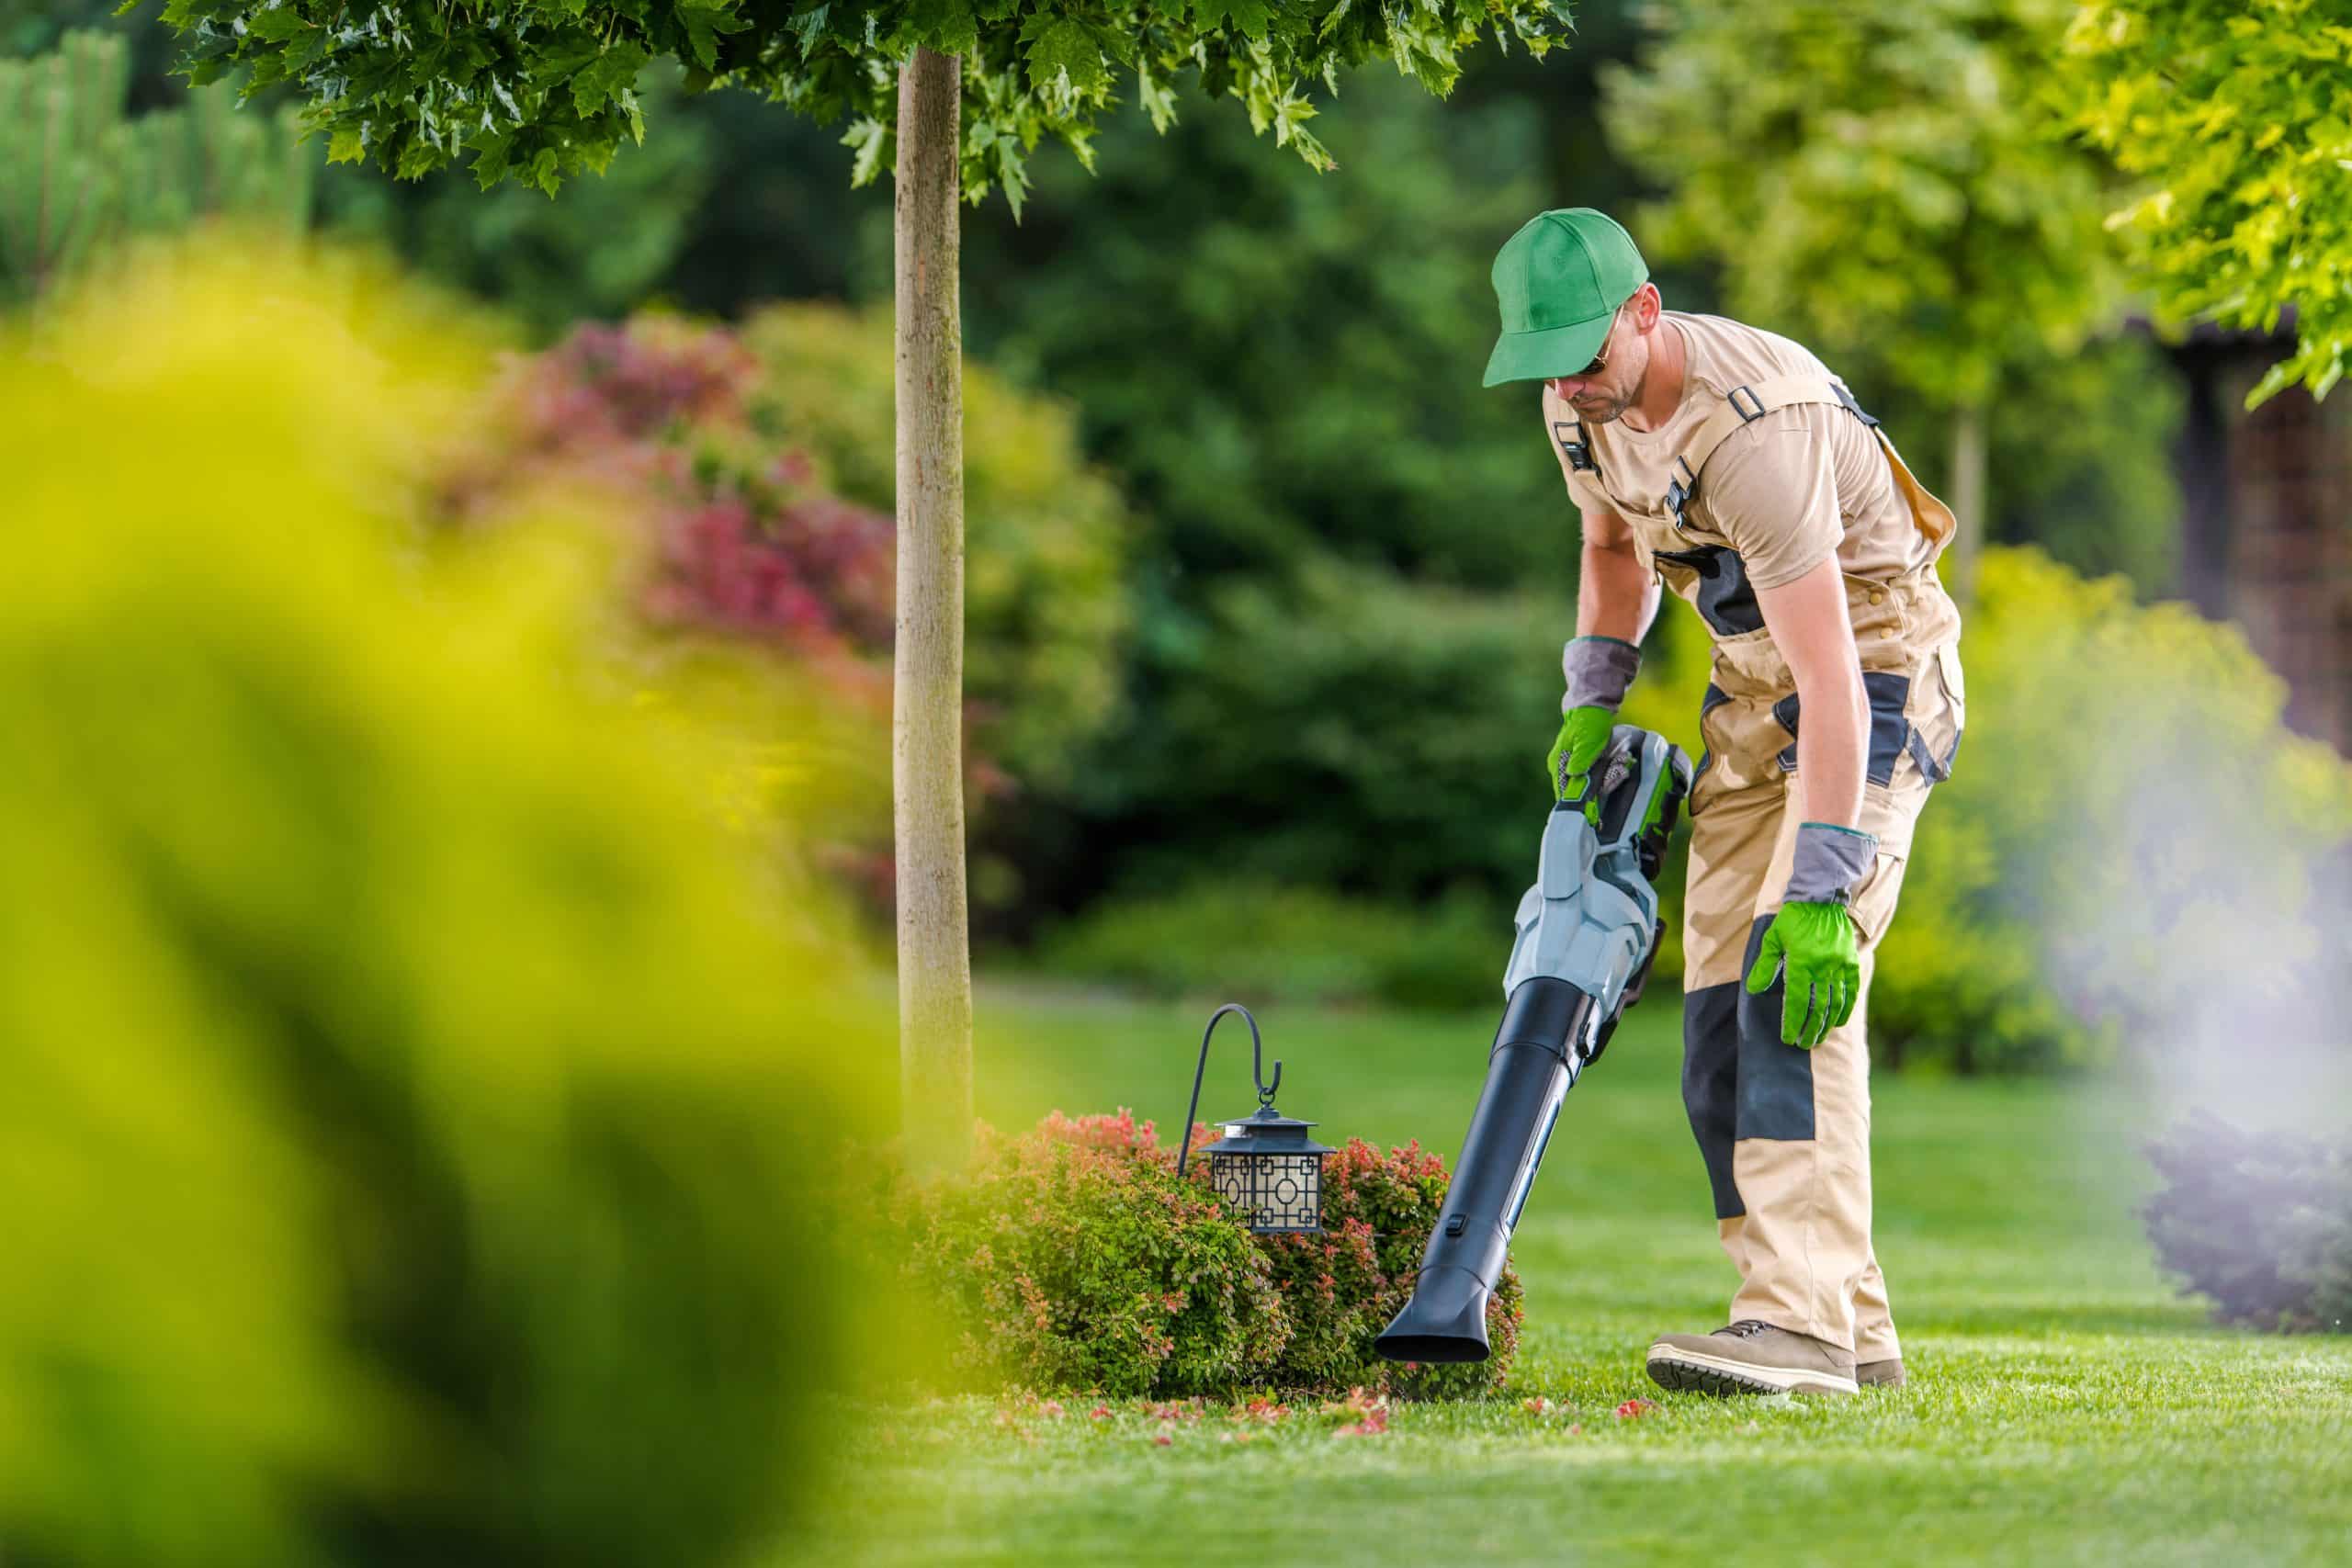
1727,384,1767,423
1663,455,1698,530
1552,420,1596,473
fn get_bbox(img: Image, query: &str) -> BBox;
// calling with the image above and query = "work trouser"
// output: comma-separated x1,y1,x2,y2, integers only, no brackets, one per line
1678,641,1962,1359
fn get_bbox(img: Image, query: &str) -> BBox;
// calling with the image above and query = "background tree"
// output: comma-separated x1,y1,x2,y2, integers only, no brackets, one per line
4,0,179,94
2057,0,2352,408
326,64,719,339
0,29,310,307
1600,0,2130,601
158,0,1579,1166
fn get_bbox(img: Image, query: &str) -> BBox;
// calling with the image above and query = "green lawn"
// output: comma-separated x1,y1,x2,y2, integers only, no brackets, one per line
793,981,2352,1566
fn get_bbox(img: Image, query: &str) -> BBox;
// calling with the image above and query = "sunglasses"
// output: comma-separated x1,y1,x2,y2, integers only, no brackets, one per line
1558,311,1622,382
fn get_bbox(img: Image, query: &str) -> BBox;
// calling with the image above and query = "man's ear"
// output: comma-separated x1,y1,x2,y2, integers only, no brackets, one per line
1629,282,1663,331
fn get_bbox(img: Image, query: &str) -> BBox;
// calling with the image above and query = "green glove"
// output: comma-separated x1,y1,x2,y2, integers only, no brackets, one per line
1744,902,1860,1048
1745,821,1877,1047
1546,704,1616,814
1548,637,1642,814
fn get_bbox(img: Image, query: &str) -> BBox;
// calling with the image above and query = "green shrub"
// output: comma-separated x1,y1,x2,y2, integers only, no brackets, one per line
1050,546,2352,1078
1035,879,1505,1010
1875,547,2352,1071
1615,542,2352,1073
1555,545,2351,1075
870,1111,1523,1399
1035,575,1709,998
2144,1116,2352,1334
0,244,887,1567
1080,557,1579,905
880,1111,1290,1397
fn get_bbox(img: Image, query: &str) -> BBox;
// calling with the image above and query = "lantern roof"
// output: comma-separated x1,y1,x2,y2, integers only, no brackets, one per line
1199,1103,1337,1156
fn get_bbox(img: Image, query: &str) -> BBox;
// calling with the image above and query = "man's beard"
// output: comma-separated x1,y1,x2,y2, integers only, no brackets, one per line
1569,388,1634,424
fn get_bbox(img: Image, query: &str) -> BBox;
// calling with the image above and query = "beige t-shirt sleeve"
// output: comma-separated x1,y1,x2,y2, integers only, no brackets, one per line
1699,405,1846,590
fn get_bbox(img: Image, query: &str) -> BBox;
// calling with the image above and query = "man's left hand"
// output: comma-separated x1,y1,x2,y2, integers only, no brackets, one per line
1744,901,1860,1048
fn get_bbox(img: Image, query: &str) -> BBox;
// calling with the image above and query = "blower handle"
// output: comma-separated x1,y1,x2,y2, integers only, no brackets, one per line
1176,1002,1279,1179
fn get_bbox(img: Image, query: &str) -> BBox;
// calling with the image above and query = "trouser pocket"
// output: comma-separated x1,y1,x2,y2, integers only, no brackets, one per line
1770,644,1964,790
1907,643,1964,784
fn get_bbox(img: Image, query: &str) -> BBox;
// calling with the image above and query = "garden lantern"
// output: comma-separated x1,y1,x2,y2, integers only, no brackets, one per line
1176,1004,1334,1235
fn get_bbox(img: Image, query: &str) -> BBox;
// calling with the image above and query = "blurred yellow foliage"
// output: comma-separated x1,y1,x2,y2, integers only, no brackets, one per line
0,241,888,1565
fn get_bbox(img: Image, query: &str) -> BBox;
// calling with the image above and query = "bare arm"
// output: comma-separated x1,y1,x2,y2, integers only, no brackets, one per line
1576,503,1661,644
1541,386,1659,647
1755,558,1866,831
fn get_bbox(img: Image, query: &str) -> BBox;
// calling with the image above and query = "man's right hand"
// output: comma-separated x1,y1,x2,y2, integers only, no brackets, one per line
1551,634,1642,816
1547,704,1617,815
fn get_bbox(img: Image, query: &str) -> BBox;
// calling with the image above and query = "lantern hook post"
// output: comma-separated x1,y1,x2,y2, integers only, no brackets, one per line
1177,1002,1280,1179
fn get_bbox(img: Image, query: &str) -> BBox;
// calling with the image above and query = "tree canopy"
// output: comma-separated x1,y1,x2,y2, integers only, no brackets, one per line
1599,0,2144,599
1600,0,2121,418
161,0,1576,210
2059,0,2352,406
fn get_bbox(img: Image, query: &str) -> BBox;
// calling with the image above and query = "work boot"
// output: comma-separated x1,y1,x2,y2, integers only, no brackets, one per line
1645,1320,1858,1396
1856,1357,1906,1388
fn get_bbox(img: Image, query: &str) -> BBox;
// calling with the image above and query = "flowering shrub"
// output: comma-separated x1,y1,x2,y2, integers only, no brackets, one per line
439,306,1135,774
884,1111,1287,1396
432,310,1136,912
1255,1136,1523,1399
437,317,899,671
871,1111,1522,1398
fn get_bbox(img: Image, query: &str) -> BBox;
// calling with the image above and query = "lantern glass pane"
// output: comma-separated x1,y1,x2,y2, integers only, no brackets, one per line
1209,1149,1324,1233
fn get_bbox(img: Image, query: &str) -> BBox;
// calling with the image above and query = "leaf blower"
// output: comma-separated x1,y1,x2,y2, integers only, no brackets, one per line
1374,725,1691,1363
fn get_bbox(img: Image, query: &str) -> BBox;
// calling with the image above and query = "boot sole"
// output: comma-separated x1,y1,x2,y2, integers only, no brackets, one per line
1645,1343,1858,1397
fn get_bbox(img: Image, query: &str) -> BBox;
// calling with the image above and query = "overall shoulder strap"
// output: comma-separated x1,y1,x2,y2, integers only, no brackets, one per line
1550,416,1599,474
1663,375,1878,530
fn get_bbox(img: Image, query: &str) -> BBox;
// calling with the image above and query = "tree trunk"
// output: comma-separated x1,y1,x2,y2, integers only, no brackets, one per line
1947,400,1985,607
892,46,973,1172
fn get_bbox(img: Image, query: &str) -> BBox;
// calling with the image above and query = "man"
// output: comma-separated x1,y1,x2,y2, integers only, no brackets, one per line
1485,209,1966,1396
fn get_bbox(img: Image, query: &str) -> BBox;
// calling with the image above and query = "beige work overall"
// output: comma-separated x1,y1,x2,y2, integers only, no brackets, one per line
1542,313,1966,1357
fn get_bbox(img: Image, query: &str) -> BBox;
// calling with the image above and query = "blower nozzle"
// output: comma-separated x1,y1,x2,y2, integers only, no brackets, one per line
1372,1265,1492,1363
1374,727,1689,1365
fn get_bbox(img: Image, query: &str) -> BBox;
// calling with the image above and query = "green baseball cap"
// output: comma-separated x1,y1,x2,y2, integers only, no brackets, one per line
1483,208,1649,388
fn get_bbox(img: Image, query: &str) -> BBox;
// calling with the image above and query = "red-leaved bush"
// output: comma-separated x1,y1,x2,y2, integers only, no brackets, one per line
437,318,899,671
1252,1134,1523,1400
430,316,1010,906
865,1111,1521,1399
